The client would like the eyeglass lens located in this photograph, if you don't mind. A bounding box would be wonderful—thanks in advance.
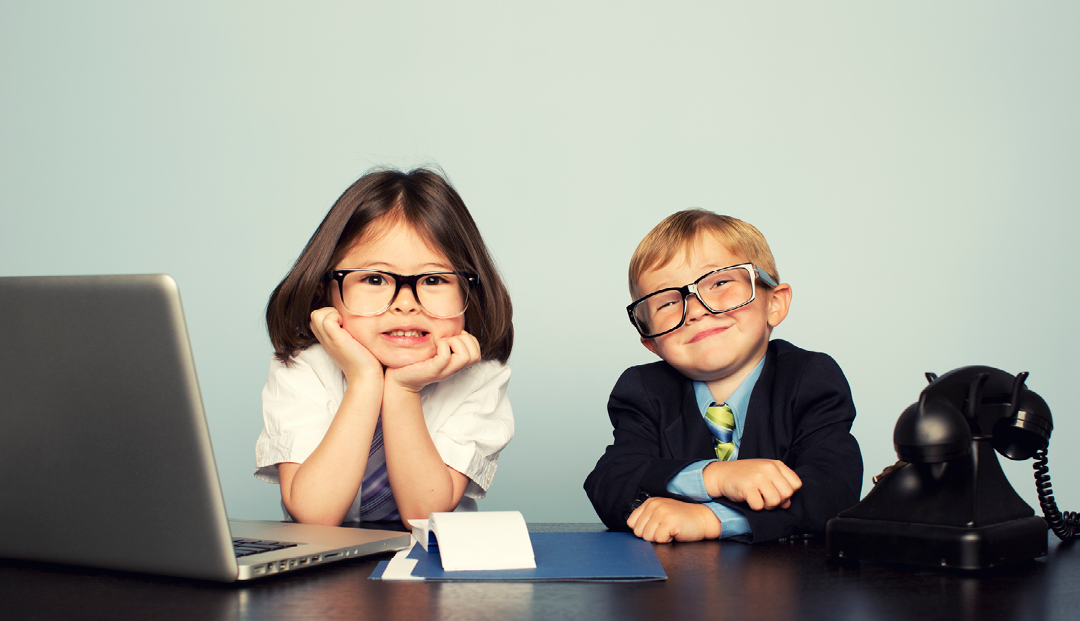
[633,267,754,336]
[340,272,469,318]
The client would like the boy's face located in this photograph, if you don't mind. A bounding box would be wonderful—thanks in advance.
[635,236,791,391]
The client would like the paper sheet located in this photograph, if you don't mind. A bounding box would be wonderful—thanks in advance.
[428,511,535,571]
[407,511,535,571]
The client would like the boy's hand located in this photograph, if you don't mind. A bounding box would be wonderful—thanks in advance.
[309,307,383,382]
[703,459,802,511]
[384,331,481,393]
[626,497,722,543]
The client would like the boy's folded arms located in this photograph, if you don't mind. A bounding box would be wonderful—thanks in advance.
[703,459,802,511]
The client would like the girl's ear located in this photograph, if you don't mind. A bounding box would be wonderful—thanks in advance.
[318,275,336,308]
[766,283,792,328]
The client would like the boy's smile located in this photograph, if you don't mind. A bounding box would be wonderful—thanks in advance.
[687,325,730,344]
[330,220,466,369]
[636,235,791,402]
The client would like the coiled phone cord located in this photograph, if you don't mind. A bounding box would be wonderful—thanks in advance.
[1033,448,1079,541]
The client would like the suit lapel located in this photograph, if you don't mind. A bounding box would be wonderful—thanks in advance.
[740,342,777,460]
[661,367,719,460]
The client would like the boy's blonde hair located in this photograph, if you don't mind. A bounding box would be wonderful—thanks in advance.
[629,209,779,298]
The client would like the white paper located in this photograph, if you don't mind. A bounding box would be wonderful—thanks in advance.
[429,511,536,571]
[380,545,423,581]
[408,518,436,551]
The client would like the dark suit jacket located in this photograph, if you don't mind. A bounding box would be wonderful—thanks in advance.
[584,339,862,543]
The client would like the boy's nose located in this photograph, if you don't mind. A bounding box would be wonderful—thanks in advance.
[684,293,709,323]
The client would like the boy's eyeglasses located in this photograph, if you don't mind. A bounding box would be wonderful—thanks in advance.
[626,263,778,339]
[326,269,479,319]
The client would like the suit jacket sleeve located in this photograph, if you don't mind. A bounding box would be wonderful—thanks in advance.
[720,343,862,542]
[583,364,715,530]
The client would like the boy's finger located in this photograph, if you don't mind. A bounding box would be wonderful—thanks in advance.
[653,525,674,544]
[632,513,648,539]
[745,490,765,511]
[769,483,793,506]
[778,463,802,489]
[760,485,784,510]
[641,514,670,543]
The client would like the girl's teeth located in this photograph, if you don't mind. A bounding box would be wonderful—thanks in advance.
[389,330,422,337]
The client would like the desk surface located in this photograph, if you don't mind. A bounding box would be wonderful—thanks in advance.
[2,524,1077,621]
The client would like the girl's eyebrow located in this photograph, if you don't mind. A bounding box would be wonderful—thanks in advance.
[350,261,453,272]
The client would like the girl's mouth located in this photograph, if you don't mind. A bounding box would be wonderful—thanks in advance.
[381,329,431,347]
[386,329,428,338]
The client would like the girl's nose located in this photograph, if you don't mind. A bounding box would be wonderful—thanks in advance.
[390,285,421,313]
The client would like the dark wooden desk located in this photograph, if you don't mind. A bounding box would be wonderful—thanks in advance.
[2,524,1077,621]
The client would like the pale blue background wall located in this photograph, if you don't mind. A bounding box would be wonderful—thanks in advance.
[2,2,1077,523]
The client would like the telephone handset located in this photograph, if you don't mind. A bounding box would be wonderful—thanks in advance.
[826,366,1077,569]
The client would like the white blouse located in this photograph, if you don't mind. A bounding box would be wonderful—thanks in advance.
[255,344,513,522]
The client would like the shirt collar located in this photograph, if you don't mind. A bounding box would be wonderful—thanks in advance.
[693,354,766,420]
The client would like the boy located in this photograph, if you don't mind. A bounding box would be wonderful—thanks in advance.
[584,210,861,543]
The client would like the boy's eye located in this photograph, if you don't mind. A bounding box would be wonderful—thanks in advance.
[708,278,732,290]
[652,297,680,314]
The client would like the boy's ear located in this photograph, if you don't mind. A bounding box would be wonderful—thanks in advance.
[640,337,661,357]
[766,283,793,328]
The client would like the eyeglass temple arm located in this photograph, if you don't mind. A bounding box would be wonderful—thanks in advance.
[754,265,779,288]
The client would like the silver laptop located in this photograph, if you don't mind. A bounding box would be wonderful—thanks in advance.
[0,274,411,581]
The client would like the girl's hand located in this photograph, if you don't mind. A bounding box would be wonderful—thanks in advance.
[309,307,383,382]
[385,331,481,393]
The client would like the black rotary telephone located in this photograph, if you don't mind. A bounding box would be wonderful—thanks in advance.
[826,366,1078,569]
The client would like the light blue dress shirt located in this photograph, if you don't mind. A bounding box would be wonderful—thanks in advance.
[665,356,766,539]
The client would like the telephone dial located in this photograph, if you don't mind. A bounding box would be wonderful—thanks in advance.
[826,365,1078,569]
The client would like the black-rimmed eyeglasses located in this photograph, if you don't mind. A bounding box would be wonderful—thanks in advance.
[626,263,778,338]
[327,269,479,318]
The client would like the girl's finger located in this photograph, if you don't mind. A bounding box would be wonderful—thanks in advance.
[446,332,481,365]
[459,331,481,361]
[434,336,454,362]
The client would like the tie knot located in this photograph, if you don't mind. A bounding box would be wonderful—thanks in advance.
[706,403,734,429]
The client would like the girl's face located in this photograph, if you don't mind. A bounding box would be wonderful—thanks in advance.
[330,220,466,369]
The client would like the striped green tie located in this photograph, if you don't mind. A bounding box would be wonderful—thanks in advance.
[705,403,736,461]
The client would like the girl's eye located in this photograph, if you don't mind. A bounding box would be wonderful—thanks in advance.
[422,275,449,286]
[359,274,387,286]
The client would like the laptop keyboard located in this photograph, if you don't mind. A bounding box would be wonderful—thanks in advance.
[232,538,299,558]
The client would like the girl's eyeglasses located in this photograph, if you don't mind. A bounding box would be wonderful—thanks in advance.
[326,269,479,318]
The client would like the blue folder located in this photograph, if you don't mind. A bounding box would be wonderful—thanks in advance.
[369,532,666,582]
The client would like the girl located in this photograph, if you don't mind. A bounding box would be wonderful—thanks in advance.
[255,168,514,527]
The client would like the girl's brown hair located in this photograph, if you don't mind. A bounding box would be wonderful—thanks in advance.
[266,168,513,364]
